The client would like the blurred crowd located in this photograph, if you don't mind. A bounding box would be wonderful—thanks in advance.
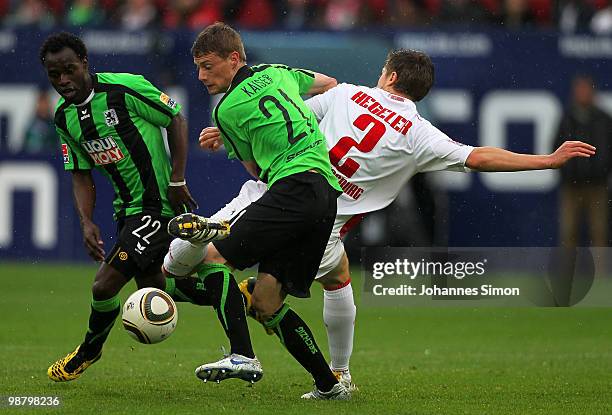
[0,0,611,33]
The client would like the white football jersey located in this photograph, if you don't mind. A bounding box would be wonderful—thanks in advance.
[306,83,474,215]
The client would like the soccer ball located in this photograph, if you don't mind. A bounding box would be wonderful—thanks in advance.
[122,288,178,344]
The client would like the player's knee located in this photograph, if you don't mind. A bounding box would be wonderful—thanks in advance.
[318,256,350,290]
[250,293,277,322]
[135,274,165,290]
[204,243,228,265]
[162,268,186,280]
[319,272,349,288]
[91,277,121,300]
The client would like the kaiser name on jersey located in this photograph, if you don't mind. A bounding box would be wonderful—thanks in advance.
[240,74,274,97]
[351,91,413,135]
[82,136,125,165]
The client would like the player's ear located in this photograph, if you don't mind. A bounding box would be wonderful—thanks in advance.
[82,56,89,71]
[229,51,241,66]
[388,71,399,86]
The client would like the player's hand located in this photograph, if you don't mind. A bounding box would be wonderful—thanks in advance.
[168,184,198,214]
[81,220,105,262]
[199,127,222,152]
[549,141,596,168]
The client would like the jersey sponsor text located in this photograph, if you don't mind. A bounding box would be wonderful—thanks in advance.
[286,139,323,162]
[81,136,125,165]
[332,168,364,200]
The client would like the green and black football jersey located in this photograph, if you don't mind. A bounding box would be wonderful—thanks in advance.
[214,64,341,191]
[55,72,181,219]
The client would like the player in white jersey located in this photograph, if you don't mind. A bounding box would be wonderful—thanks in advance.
[164,49,595,391]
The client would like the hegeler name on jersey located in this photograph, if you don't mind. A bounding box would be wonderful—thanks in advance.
[351,91,412,136]
[82,136,125,165]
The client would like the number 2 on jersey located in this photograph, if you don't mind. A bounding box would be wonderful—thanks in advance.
[328,114,386,178]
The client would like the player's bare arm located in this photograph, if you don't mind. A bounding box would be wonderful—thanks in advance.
[166,112,198,213]
[465,141,596,172]
[307,72,338,95]
[71,169,105,261]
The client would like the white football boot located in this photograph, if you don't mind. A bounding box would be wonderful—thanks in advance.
[332,369,358,392]
[301,382,351,400]
[195,353,263,384]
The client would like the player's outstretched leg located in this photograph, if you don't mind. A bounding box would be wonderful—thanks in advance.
[238,277,274,335]
[317,252,357,391]
[323,282,357,392]
[48,262,135,382]
[262,304,350,400]
[167,213,230,244]
[189,264,263,384]
[48,296,119,382]
[239,276,355,395]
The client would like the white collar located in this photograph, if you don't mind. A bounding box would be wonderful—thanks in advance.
[75,88,95,107]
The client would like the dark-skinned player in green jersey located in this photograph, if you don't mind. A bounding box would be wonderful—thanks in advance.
[166,23,351,400]
[42,32,256,382]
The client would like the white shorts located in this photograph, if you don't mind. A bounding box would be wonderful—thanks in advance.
[210,180,354,279]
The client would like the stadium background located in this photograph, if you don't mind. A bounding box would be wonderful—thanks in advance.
[1,1,611,413]
[0,0,612,260]
[2,2,612,260]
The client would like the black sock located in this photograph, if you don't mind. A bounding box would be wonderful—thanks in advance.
[167,265,255,358]
[81,296,121,358]
[265,304,337,392]
[165,275,208,305]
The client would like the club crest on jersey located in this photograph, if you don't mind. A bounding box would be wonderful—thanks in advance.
[81,136,125,165]
[159,93,177,109]
[104,109,119,126]
[61,143,70,164]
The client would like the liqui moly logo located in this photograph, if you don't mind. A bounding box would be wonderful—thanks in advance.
[81,136,125,165]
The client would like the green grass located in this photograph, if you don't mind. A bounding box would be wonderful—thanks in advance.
[1,263,611,414]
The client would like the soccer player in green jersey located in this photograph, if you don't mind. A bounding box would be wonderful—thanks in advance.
[41,32,255,382]
[167,23,350,400]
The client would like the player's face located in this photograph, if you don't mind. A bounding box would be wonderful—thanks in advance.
[194,52,240,95]
[44,47,91,105]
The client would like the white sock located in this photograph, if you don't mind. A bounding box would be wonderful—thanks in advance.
[163,239,208,277]
[323,282,356,372]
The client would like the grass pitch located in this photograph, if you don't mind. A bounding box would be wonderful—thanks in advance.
[1,263,611,414]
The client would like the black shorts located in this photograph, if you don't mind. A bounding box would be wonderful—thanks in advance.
[214,171,340,298]
[105,213,172,278]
